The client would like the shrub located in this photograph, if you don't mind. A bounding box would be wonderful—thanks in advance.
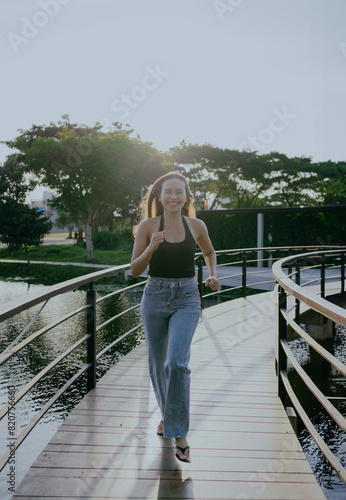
[92,231,119,250]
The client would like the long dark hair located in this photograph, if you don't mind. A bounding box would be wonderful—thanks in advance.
[142,172,196,219]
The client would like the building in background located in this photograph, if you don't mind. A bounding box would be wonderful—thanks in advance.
[30,192,64,233]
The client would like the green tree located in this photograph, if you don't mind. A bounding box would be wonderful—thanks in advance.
[54,209,74,238]
[261,152,319,207]
[3,116,167,260]
[0,156,52,264]
[170,142,272,208]
[171,144,346,209]
[0,203,52,264]
[312,160,346,205]
[0,154,35,201]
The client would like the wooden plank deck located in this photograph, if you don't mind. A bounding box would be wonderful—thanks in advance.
[13,291,326,499]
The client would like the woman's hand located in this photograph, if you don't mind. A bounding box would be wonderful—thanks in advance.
[130,222,164,278]
[148,230,165,253]
[205,276,219,291]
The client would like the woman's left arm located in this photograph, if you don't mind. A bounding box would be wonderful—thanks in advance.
[195,219,220,291]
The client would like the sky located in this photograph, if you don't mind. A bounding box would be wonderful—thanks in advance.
[1,0,346,201]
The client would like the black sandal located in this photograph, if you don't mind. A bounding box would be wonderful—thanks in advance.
[174,439,191,463]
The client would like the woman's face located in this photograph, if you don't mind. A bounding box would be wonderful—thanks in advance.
[159,178,187,213]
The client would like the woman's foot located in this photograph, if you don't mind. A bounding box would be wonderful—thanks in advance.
[174,437,191,463]
[157,420,164,436]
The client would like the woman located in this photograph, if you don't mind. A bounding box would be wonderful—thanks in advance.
[130,172,219,463]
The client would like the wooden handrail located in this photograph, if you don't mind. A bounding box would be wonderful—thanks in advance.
[272,249,346,328]
[274,248,346,484]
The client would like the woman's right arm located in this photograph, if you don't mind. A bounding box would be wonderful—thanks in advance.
[130,220,165,277]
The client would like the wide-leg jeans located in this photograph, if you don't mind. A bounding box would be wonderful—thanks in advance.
[141,276,201,438]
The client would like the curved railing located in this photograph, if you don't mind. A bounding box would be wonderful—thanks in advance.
[0,244,343,473]
[272,249,346,482]
[197,244,344,303]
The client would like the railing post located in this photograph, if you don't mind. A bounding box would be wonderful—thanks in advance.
[341,252,345,295]
[197,255,204,309]
[87,283,97,392]
[295,260,300,324]
[278,286,287,408]
[321,253,326,299]
[257,212,264,266]
[242,251,247,298]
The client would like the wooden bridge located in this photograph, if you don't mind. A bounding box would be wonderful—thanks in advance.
[12,291,326,499]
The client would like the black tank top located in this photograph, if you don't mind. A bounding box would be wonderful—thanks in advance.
[149,216,196,278]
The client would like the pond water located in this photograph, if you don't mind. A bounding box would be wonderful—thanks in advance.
[0,278,345,498]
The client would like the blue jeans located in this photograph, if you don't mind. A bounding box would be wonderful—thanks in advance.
[141,276,201,438]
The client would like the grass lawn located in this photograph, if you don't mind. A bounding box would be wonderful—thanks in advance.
[0,244,132,266]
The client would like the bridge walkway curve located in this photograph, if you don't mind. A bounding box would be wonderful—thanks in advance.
[12,291,325,499]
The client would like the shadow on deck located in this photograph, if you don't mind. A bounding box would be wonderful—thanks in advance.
[12,292,325,499]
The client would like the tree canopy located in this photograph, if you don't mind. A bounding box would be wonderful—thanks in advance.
[170,142,346,209]
[4,116,168,260]
[2,117,345,260]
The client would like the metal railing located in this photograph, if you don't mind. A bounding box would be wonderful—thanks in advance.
[272,249,346,483]
[0,244,343,472]
[0,264,146,471]
[197,245,343,305]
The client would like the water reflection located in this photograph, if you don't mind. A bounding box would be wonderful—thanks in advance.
[288,323,346,498]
